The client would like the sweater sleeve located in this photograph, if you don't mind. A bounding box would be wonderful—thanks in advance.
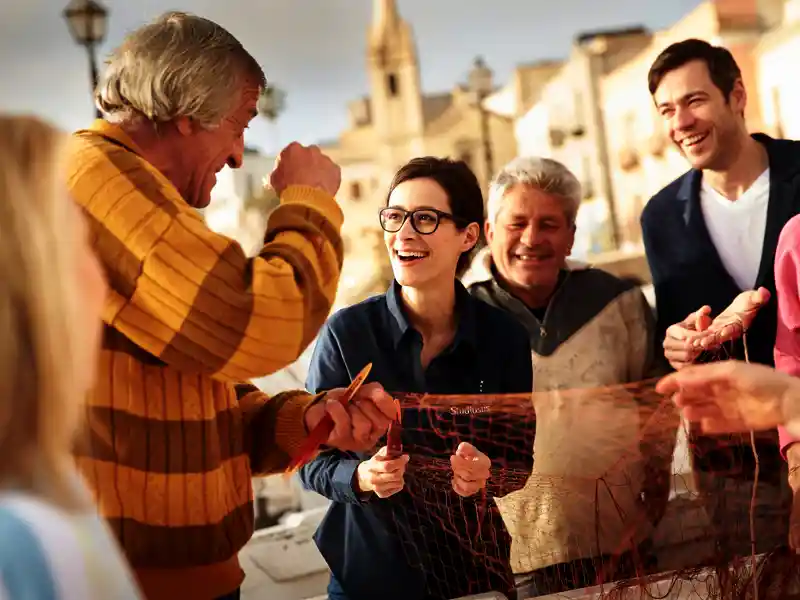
[297,321,373,504]
[67,131,344,385]
[774,217,800,458]
[236,383,325,475]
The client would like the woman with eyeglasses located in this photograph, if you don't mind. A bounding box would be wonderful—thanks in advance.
[298,157,535,600]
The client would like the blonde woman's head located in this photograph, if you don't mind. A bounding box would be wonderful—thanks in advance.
[95,11,265,209]
[0,115,107,507]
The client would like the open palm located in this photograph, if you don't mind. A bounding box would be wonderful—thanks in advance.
[693,287,771,350]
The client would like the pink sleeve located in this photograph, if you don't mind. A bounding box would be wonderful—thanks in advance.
[774,216,800,459]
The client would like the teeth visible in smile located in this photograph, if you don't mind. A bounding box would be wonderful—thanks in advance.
[397,251,426,258]
[682,133,708,146]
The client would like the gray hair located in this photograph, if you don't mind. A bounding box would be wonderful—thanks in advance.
[487,157,582,225]
[96,12,266,128]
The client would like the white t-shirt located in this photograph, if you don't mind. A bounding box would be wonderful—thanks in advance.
[700,169,770,291]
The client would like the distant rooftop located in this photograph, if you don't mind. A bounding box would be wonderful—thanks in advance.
[575,25,648,43]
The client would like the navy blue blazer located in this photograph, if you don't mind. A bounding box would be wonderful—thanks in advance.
[641,133,800,481]
[298,280,535,600]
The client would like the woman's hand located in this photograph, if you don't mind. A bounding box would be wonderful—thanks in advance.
[450,442,491,497]
[355,446,409,498]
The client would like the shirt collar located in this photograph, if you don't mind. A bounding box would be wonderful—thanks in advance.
[74,119,146,157]
[385,279,478,350]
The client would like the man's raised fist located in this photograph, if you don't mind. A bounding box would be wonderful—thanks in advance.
[269,142,341,198]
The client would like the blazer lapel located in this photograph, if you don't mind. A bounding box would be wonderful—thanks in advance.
[679,170,740,290]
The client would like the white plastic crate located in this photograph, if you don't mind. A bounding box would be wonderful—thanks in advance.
[242,508,329,582]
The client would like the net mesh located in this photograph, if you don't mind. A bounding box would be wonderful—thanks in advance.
[357,330,800,600]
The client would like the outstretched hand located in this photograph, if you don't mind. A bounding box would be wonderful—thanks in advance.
[691,287,771,350]
[661,288,770,371]
[656,360,793,434]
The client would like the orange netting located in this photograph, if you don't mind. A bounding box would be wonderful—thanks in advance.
[356,331,800,600]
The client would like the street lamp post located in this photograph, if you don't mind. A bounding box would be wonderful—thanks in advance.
[468,56,495,183]
[252,84,287,223]
[257,84,287,122]
[63,0,108,119]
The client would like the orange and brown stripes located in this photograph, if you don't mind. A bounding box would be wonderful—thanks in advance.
[238,384,319,475]
[75,406,245,473]
[260,241,334,353]
[67,121,343,577]
[110,505,253,570]
[90,350,228,420]
[78,455,253,527]
[70,122,345,382]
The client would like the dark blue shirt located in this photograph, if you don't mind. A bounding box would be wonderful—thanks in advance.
[299,280,535,600]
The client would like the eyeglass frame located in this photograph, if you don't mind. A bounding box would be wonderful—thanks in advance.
[378,206,470,235]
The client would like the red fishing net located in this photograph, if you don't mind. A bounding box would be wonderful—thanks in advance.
[361,331,800,600]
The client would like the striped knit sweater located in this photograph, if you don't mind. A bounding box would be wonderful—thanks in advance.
[65,120,344,600]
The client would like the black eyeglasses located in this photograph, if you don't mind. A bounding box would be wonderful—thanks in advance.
[379,207,466,235]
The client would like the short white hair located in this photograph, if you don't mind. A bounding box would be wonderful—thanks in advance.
[487,157,582,225]
[96,11,266,128]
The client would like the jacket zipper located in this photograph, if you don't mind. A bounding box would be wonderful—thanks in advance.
[536,270,573,342]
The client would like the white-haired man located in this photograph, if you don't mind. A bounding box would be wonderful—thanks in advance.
[462,157,676,595]
[66,12,395,600]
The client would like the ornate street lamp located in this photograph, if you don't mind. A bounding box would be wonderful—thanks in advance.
[468,56,495,182]
[63,0,108,119]
[257,84,287,122]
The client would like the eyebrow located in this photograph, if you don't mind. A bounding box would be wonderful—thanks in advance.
[386,204,441,211]
[656,90,708,110]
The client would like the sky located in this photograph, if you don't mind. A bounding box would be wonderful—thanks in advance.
[0,0,703,155]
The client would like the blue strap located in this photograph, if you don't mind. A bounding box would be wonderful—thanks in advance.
[0,505,59,600]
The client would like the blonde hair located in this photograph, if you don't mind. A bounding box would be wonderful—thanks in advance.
[0,115,86,509]
[96,11,266,127]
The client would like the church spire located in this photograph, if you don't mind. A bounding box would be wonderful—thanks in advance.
[372,0,401,37]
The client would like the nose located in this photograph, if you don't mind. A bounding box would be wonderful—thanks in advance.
[520,223,538,246]
[672,105,695,132]
[227,135,245,169]
[397,214,418,239]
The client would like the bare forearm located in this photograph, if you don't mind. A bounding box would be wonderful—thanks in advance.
[787,444,800,492]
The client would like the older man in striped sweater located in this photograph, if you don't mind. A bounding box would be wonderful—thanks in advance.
[66,11,395,600]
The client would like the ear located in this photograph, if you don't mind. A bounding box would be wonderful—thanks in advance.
[174,116,194,137]
[567,224,576,256]
[483,219,493,244]
[729,79,747,117]
[462,222,481,253]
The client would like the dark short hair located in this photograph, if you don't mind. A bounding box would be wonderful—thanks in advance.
[386,156,484,275]
[647,38,742,100]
